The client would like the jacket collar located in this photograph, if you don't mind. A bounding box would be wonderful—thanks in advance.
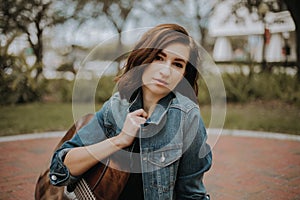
[128,89,175,125]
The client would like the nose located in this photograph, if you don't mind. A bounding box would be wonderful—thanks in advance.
[159,61,171,77]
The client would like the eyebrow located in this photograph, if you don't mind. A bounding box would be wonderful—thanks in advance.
[159,51,188,64]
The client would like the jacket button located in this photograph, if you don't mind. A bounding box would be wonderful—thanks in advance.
[51,175,57,181]
[160,153,166,163]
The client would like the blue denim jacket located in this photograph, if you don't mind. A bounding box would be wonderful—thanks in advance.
[49,91,212,200]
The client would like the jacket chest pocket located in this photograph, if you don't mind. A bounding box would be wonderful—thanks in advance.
[148,144,182,168]
[146,144,182,194]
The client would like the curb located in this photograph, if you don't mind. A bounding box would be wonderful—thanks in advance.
[208,129,300,142]
[0,131,65,142]
[0,129,300,143]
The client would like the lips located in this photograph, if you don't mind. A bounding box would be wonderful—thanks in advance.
[153,78,169,86]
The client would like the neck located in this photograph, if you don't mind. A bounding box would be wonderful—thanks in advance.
[142,87,160,117]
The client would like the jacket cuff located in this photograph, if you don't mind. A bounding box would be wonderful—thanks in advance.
[49,148,80,186]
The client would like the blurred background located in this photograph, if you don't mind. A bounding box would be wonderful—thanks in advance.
[1,0,299,136]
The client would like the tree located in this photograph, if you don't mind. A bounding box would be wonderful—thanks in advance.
[52,0,139,75]
[97,0,136,64]
[0,0,72,103]
[283,0,300,79]
[0,0,70,80]
[1,0,150,104]
[0,1,149,103]
[190,0,218,50]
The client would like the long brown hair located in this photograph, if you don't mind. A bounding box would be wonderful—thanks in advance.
[115,24,200,102]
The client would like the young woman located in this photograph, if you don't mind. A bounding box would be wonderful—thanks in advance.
[50,23,212,200]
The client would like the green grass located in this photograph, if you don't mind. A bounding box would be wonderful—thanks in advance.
[0,101,299,136]
[201,100,300,135]
[0,103,74,136]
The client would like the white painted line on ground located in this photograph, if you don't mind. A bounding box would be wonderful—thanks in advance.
[0,131,65,142]
[0,129,299,143]
[208,129,300,141]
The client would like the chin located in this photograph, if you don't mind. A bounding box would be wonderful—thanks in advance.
[152,88,171,96]
[143,83,173,97]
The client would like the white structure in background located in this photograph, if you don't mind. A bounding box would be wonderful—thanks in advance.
[209,1,296,63]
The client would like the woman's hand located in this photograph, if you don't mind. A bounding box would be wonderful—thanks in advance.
[116,109,148,147]
[64,109,147,176]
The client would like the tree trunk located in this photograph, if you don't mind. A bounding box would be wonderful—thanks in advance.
[34,21,44,81]
[284,0,300,80]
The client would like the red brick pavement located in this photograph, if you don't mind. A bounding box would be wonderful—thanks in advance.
[0,134,300,200]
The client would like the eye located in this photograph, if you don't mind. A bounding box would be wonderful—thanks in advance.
[174,62,184,68]
[154,55,164,61]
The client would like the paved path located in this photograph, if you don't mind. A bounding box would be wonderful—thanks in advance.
[0,131,300,200]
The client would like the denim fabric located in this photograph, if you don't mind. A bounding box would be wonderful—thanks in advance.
[49,91,212,200]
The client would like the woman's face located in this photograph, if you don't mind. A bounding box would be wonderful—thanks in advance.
[142,42,190,99]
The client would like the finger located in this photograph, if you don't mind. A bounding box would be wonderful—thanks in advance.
[128,115,146,126]
[135,116,147,124]
[140,111,148,119]
[132,109,148,118]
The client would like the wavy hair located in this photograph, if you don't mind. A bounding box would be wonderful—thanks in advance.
[115,24,200,103]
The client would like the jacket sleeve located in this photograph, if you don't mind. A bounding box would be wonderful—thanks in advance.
[175,107,212,200]
[49,101,109,186]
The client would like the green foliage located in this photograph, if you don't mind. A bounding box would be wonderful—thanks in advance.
[43,76,116,103]
[0,0,76,105]
[44,79,74,102]
[222,72,254,102]
[96,76,116,103]
[0,0,72,82]
[0,55,46,104]
[197,70,300,105]
[2,61,299,106]
[197,78,211,104]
